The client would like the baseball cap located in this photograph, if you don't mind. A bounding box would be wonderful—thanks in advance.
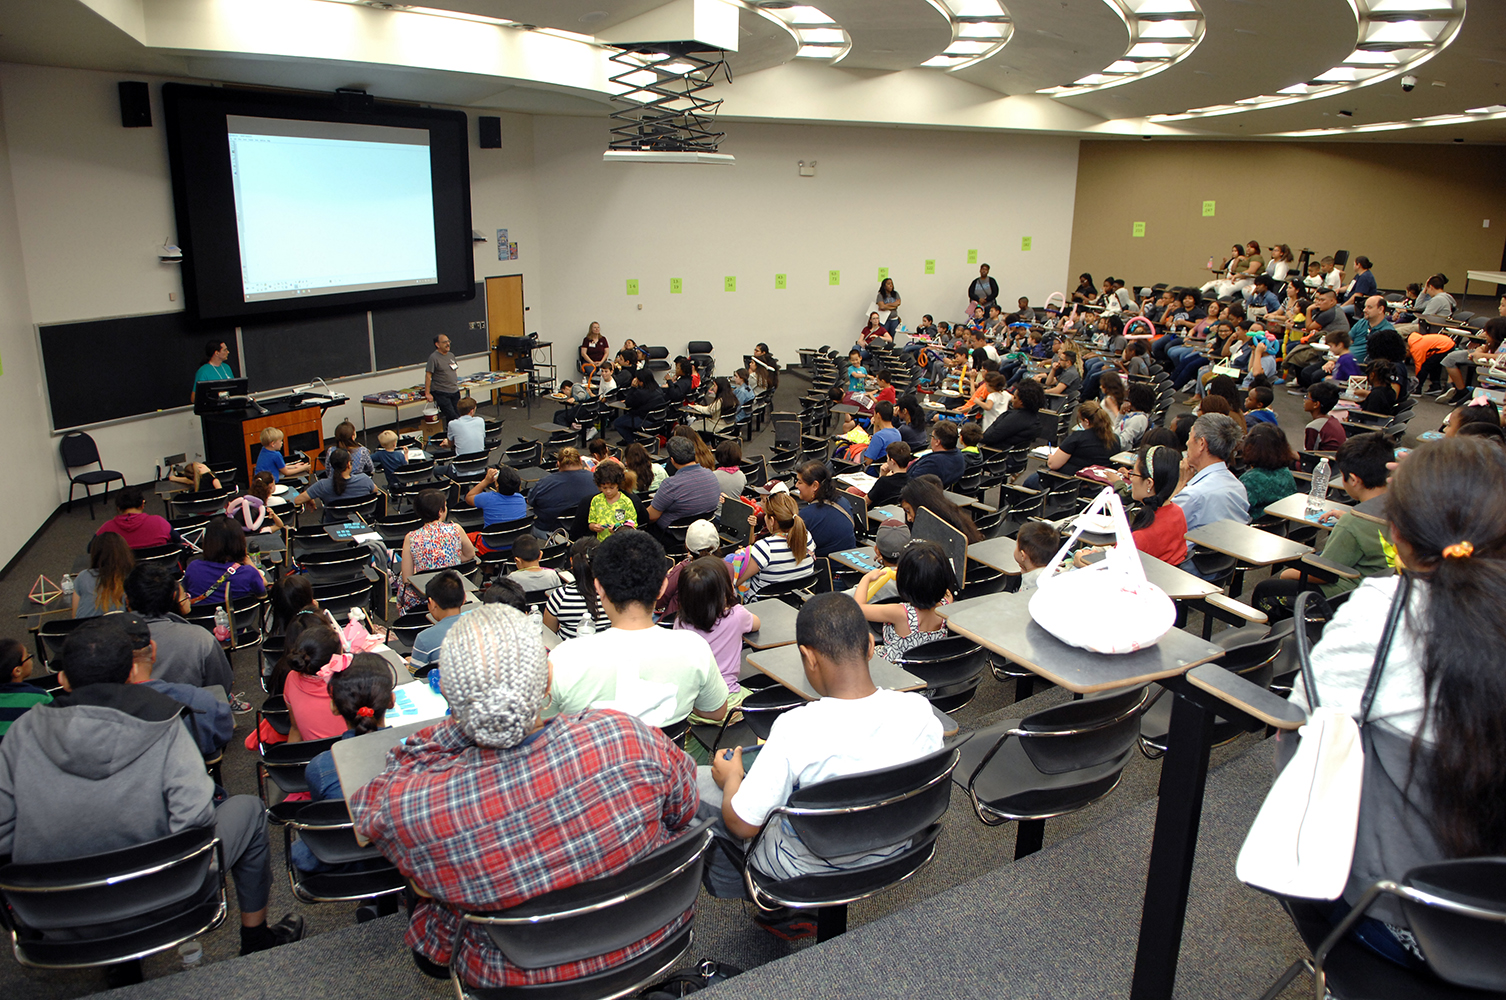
[875,521,912,562]
[684,519,721,553]
[101,611,153,651]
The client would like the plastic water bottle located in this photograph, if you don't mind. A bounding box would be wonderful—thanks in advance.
[60,574,73,599]
[576,614,597,637]
[213,606,231,643]
[178,940,202,970]
[1306,458,1331,519]
[427,667,441,695]
[528,607,544,633]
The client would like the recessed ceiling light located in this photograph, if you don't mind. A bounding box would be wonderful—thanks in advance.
[579,10,608,23]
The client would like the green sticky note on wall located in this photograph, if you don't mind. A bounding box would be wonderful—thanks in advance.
[966,249,978,264]
[1132,221,1146,238]
[1021,236,1032,252]
[924,259,935,275]
[626,279,639,296]
[878,267,889,281]
[1202,200,1216,217]
[829,270,840,286]
[724,276,737,292]
[775,273,787,289]
[670,277,682,294]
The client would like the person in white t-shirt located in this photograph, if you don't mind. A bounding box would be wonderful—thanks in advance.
[700,593,943,925]
[546,529,729,727]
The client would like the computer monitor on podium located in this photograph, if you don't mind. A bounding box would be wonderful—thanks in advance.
[193,378,252,415]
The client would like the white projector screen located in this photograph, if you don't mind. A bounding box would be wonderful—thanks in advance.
[227,116,439,303]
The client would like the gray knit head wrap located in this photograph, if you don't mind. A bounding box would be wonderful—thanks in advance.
[438,604,548,749]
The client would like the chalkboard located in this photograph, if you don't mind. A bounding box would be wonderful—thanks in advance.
[39,311,238,431]
[241,312,371,393]
[371,281,486,371]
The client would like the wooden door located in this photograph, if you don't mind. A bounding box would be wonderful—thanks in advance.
[485,274,526,400]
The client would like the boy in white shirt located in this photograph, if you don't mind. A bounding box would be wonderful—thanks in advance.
[547,529,729,727]
[702,593,943,929]
[1013,521,1059,593]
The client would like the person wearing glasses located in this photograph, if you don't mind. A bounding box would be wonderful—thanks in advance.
[0,640,53,741]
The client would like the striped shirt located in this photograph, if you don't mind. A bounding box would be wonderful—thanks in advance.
[745,535,816,599]
[545,585,612,638]
[0,683,53,740]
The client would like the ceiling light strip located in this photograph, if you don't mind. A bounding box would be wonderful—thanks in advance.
[1147,0,1465,123]
[1035,0,1204,97]
[746,4,853,63]
[1268,102,1506,137]
[922,0,1015,71]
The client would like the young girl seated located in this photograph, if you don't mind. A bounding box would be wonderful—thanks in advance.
[226,472,286,534]
[277,623,350,742]
[290,654,394,872]
[855,540,956,662]
[673,557,760,706]
[1357,359,1400,416]
[1239,423,1298,520]
[168,461,220,492]
[543,537,612,638]
[734,493,815,598]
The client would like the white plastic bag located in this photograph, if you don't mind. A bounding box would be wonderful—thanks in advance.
[1235,707,1364,899]
[1027,486,1175,654]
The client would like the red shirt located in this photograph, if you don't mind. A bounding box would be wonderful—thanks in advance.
[1305,415,1345,452]
[351,711,698,988]
[1134,502,1188,566]
[96,511,173,549]
[859,324,890,346]
[581,336,609,364]
[874,386,897,404]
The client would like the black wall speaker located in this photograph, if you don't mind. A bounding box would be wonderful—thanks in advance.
[118,81,152,128]
[479,116,502,149]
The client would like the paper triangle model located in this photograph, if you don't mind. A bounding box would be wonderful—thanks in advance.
[28,575,61,604]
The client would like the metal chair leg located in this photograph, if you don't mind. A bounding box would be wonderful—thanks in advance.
[815,904,848,942]
[1256,958,1309,1000]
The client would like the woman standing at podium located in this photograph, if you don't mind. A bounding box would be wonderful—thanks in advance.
[190,339,235,403]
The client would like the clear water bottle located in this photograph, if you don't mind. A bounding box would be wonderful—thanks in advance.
[1306,458,1331,519]
[178,940,202,970]
[576,613,597,637]
[528,607,544,633]
[60,574,73,598]
[212,606,231,643]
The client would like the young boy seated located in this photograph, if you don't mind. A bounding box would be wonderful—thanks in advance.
[253,426,309,483]
[0,639,52,741]
[843,522,908,603]
[505,535,565,593]
[1244,384,1279,427]
[845,351,868,393]
[1013,521,1058,592]
[1303,381,1346,452]
[409,570,469,676]
[958,421,984,472]
[700,593,943,933]
[371,429,407,485]
[0,619,303,959]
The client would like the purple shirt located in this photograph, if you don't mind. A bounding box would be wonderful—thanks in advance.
[650,463,721,524]
[674,604,756,692]
[1333,353,1361,380]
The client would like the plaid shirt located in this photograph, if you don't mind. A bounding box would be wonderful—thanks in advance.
[350,710,698,987]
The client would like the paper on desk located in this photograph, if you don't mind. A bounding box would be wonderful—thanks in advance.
[1030,446,1053,459]
[837,473,878,494]
[404,448,428,461]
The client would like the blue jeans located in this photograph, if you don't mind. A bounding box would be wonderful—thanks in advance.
[1171,353,1206,389]
[613,413,647,445]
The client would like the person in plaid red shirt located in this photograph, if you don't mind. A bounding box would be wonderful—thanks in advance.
[349,604,699,988]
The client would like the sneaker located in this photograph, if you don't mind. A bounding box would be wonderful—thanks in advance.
[228,691,253,714]
[753,906,817,941]
[1437,387,1462,404]
[269,914,306,948]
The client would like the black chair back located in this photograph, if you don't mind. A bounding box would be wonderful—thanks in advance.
[782,747,958,859]
[740,684,805,740]
[373,513,422,546]
[283,799,405,905]
[0,825,224,970]
[296,545,372,584]
[1018,685,1150,775]
[321,492,381,521]
[1396,858,1506,991]
[464,818,713,970]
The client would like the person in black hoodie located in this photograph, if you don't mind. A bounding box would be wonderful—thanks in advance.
[982,377,1045,451]
[664,358,696,404]
[613,368,667,445]
[0,619,304,970]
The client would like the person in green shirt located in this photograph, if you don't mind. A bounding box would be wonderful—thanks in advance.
[190,339,235,402]
[1252,433,1394,619]
[587,461,637,541]
[1237,423,1298,521]
[0,640,53,740]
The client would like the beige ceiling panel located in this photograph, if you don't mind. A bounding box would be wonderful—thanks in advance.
[813,0,953,71]
[953,0,1128,96]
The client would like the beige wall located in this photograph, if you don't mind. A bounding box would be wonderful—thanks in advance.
[1067,141,1506,300]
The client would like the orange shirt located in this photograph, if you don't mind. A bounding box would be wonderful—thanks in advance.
[1408,332,1455,370]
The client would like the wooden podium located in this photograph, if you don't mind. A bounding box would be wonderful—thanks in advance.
[201,399,328,481]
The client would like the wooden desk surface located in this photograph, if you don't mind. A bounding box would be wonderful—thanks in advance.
[1185,520,1312,567]
[1264,492,1346,527]
[742,599,801,649]
[966,537,1021,575]
[938,591,1225,694]
[746,644,925,700]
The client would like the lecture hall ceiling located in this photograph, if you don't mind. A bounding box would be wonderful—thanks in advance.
[0,0,1501,141]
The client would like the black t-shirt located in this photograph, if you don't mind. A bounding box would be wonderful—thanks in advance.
[982,408,1039,450]
[1057,429,1114,475]
[1362,382,1398,416]
[867,473,907,509]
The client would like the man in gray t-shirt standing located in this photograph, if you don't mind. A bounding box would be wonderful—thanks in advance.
[424,333,461,425]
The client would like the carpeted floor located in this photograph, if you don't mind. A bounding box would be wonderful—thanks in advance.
[0,363,1450,999]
